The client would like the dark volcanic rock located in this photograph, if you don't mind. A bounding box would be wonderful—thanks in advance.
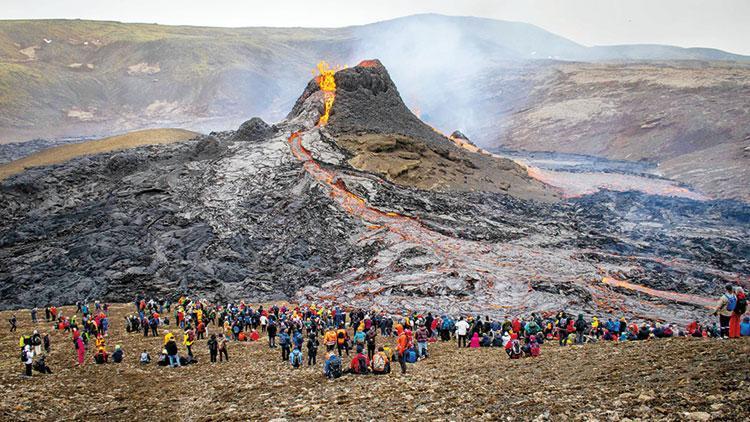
[327,59,457,154]
[450,130,476,146]
[0,132,373,309]
[232,117,274,142]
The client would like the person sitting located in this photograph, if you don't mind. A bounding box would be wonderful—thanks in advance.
[33,354,53,374]
[479,334,491,347]
[323,352,342,379]
[740,317,750,337]
[469,332,480,348]
[349,345,369,375]
[157,349,169,367]
[112,345,124,363]
[250,329,260,341]
[93,347,108,364]
[140,350,151,364]
[371,346,390,375]
[528,336,541,357]
[506,338,523,359]
[491,333,503,347]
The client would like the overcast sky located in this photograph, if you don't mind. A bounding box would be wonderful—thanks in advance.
[3,0,749,55]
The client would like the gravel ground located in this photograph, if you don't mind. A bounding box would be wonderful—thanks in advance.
[1,304,748,421]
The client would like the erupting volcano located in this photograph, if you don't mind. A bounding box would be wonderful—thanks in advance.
[0,59,748,325]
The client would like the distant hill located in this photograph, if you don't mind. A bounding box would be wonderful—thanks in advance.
[0,128,197,180]
[1,14,748,143]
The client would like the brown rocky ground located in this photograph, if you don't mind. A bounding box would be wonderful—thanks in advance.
[488,62,750,202]
[1,304,748,421]
[335,132,556,200]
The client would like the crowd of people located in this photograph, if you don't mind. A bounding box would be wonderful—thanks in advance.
[9,283,749,378]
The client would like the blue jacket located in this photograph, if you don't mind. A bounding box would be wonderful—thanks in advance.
[289,349,303,365]
[293,332,304,348]
[279,332,291,346]
[741,319,750,336]
[324,355,341,376]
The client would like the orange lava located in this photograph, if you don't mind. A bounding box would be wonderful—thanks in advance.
[357,59,380,68]
[315,61,337,126]
[601,276,717,309]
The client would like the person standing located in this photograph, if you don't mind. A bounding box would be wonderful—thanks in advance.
[31,330,42,356]
[183,328,195,358]
[73,330,85,366]
[415,323,429,359]
[455,317,469,348]
[557,312,569,346]
[207,334,218,363]
[366,326,377,362]
[729,286,746,338]
[22,345,33,377]
[307,333,319,366]
[574,314,588,345]
[9,314,17,332]
[396,329,412,375]
[218,335,229,362]
[31,308,38,323]
[714,285,737,338]
[267,320,277,348]
[165,334,180,368]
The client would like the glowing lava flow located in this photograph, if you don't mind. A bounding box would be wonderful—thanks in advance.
[285,63,721,318]
[315,61,337,126]
[601,277,717,309]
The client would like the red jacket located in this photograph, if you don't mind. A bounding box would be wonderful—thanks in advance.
[350,354,370,373]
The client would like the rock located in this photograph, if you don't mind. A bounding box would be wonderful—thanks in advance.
[637,393,654,402]
[684,412,712,421]
[232,117,273,142]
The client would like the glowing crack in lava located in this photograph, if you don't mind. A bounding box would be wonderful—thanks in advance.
[315,61,337,126]
[601,277,717,309]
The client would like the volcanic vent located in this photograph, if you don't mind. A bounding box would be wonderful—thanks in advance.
[289,60,558,200]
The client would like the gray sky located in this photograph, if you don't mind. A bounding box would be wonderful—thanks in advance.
[3,0,749,55]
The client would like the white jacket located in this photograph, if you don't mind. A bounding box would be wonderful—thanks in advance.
[455,320,470,336]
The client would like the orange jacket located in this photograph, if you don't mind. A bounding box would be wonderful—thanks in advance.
[324,330,337,346]
[397,333,411,354]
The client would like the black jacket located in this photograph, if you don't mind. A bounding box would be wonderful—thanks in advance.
[165,340,178,355]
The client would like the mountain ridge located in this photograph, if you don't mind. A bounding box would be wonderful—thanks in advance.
[1,14,749,144]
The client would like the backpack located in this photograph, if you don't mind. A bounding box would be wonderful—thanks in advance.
[530,343,540,357]
[726,294,737,311]
[406,349,418,363]
[21,349,28,362]
[337,330,346,345]
[356,355,369,374]
[372,353,387,372]
[329,358,342,379]
[735,295,747,315]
